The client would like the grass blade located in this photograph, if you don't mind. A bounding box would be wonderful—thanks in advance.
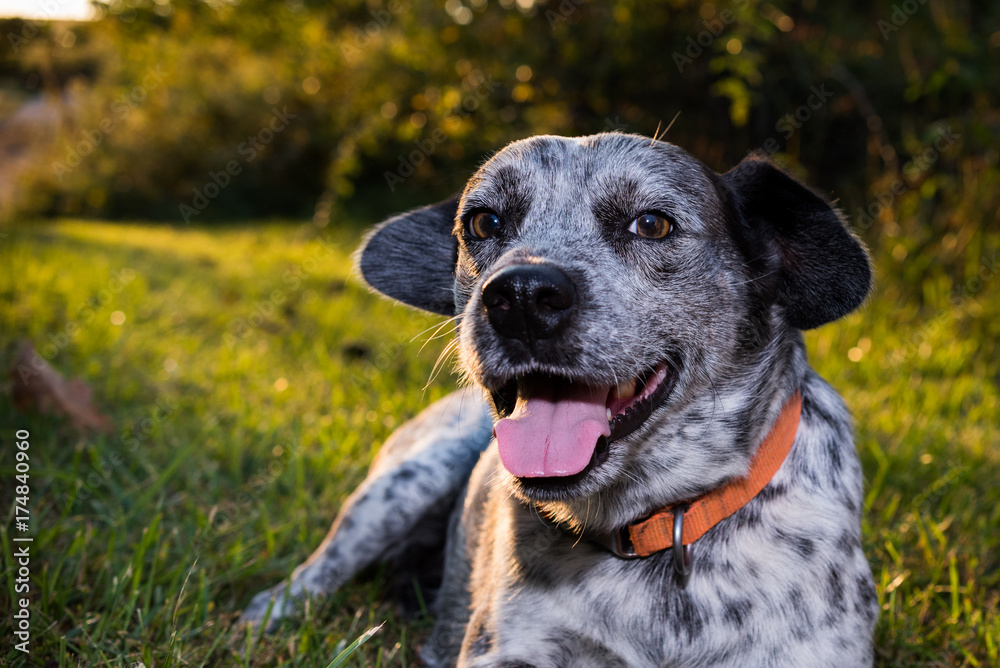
[325,623,385,668]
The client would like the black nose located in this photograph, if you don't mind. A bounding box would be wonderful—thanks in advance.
[481,264,577,343]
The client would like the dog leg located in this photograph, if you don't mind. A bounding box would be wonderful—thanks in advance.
[241,387,492,629]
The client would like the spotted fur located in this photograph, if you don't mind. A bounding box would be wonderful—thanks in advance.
[243,133,877,667]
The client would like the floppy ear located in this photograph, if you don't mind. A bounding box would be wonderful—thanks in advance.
[721,157,872,330]
[356,195,460,315]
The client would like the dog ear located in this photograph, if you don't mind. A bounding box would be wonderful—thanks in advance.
[720,157,872,330]
[356,196,460,315]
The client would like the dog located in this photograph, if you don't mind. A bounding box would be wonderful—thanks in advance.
[242,132,879,667]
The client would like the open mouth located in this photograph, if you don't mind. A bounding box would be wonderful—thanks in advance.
[489,361,677,490]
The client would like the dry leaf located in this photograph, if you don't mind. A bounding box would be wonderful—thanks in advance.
[9,340,114,432]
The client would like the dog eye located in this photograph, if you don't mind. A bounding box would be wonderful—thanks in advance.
[469,212,503,239]
[627,213,674,239]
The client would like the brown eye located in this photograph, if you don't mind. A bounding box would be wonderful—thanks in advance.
[628,213,674,239]
[469,212,503,239]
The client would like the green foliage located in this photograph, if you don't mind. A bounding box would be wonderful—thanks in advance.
[2,0,998,246]
[1,219,998,666]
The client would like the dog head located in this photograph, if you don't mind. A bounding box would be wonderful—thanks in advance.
[359,133,870,525]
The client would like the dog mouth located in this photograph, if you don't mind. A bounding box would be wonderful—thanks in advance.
[489,361,677,489]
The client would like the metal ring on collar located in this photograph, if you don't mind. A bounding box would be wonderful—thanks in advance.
[672,506,693,587]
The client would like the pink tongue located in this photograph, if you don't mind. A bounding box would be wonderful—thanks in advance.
[494,381,611,478]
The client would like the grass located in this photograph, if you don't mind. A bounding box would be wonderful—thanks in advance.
[0,219,997,667]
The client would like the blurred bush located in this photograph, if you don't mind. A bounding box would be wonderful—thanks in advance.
[0,0,997,287]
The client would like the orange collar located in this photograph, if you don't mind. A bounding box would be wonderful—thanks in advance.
[591,390,802,559]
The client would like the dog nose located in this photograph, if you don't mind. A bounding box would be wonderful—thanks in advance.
[481,264,576,342]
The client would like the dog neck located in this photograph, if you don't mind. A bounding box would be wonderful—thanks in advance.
[575,388,803,559]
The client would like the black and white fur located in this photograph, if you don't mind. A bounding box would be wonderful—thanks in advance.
[243,133,878,667]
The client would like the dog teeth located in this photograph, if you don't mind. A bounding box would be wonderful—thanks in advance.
[613,377,637,400]
[606,407,613,421]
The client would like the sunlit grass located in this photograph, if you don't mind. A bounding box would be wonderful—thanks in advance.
[1,219,997,666]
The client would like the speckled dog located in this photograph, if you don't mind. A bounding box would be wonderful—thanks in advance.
[243,133,878,667]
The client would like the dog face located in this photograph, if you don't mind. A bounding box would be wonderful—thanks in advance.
[359,133,869,520]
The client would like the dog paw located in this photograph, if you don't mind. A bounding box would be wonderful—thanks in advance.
[240,584,289,632]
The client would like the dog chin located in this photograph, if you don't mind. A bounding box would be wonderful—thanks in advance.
[505,461,614,503]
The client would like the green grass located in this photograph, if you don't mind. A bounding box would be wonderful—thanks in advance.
[0,219,997,667]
